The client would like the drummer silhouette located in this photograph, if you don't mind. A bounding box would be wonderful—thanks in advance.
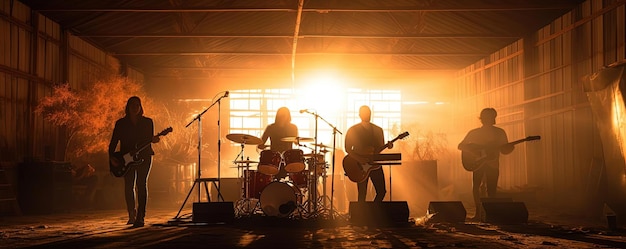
[257,107,299,180]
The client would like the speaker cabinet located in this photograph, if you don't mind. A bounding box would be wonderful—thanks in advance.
[477,197,513,219]
[349,201,409,226]
[18,161,72,214]
[481,201,528,224]
[192,202,235,223]
[427,201,466,223]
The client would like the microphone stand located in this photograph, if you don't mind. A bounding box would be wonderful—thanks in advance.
[317,115,342,219]
[301,110,342,219]
[173,92,227,220]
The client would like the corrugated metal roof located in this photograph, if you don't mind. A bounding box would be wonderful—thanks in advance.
[19,0,585,84]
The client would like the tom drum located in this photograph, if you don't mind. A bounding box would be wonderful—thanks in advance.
[283,149,305,173]
[258,150,282,175]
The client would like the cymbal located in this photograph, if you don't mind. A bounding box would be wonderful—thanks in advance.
[233,160,258,164]
[226,133,263,145]
[319,149,332,153]
[230,165,256,168]
[311,143,332,149]
[281,137,314,143]
[304,153,323,157]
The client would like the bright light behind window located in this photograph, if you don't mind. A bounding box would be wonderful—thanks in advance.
[229,71,401,158]
[298,73,345,115]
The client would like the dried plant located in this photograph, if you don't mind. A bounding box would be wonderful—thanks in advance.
[35,76,146,161]
[152,104,207,165]
[412,130,448,161]
[393,123,449,161]
[36,76,204,167]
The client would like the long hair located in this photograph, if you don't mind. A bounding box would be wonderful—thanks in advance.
[275,107,291,125]
[124,96,144,117]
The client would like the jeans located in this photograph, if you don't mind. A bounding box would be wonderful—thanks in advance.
[124,156,152,222]
[357,167,386,202]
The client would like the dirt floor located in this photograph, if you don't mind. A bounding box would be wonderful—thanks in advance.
[1,201,626,249]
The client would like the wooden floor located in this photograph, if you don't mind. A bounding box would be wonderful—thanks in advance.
[1,202,625,249]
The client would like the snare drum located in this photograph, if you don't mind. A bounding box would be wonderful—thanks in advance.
[259,181,301,217]
[283,149,305,173]
[245,169,272,199]
[258,150,281,175]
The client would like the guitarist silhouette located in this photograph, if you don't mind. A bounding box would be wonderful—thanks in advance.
[344,105,391,203]
[108,96,161,228]
[458,108,514,220]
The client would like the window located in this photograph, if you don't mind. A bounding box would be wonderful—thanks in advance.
[229,88,401,151]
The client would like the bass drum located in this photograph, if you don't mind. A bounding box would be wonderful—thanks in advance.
[259,182,301,217]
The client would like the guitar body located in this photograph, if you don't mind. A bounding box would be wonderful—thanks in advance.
[109,151,144,177]
[343,131,409,183]
[109,127,173,177]
[342,155,381,183]
[460,135,541,172]
[461,149,490,172]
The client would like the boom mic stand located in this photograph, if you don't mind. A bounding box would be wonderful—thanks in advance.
[327,124,341,219]
[316,114,342,219]
[173,91,228,220]
[301,110,342,219]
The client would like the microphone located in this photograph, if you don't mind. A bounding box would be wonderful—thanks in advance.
[299,109,310,114]
[224,91,229,98]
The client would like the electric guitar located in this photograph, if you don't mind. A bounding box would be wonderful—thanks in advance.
[461,135,541,172]
[109,127,173,177]
[343,131,409,183]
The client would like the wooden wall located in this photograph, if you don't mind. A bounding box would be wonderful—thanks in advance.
[452,0,626,211]
[0,0,143,162]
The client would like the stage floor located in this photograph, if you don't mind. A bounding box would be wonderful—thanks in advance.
[1,202,625,249]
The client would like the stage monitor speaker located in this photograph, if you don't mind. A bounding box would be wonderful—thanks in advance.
[349,201,409,226]
[482,201,528,224]
[478,197,513,219]
[480,197,513,203]
[192,202,235,223]
[427,201,466,223]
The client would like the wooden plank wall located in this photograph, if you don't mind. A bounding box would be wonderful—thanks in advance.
[450,41,528,200]
[452,0,626,207]
[0,1,139,163]
[1,1,39,162]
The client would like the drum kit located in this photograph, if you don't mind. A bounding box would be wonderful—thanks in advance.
[226,133,333,218]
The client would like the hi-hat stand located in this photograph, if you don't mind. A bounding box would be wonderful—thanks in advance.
[225,133,264,217]
[173,91,229,220]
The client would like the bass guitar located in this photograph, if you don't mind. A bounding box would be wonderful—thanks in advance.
[461,135,540,172]
[109,127,173,177]
[343,131,409,183]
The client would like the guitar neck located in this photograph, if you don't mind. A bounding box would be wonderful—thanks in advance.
[508,138,534,146]
[376,137,400,153]
[134,142,152,154]
[133,135,160,155]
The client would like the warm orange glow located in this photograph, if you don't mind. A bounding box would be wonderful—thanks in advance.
[611,86,626,161]
[296,70,347,115]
